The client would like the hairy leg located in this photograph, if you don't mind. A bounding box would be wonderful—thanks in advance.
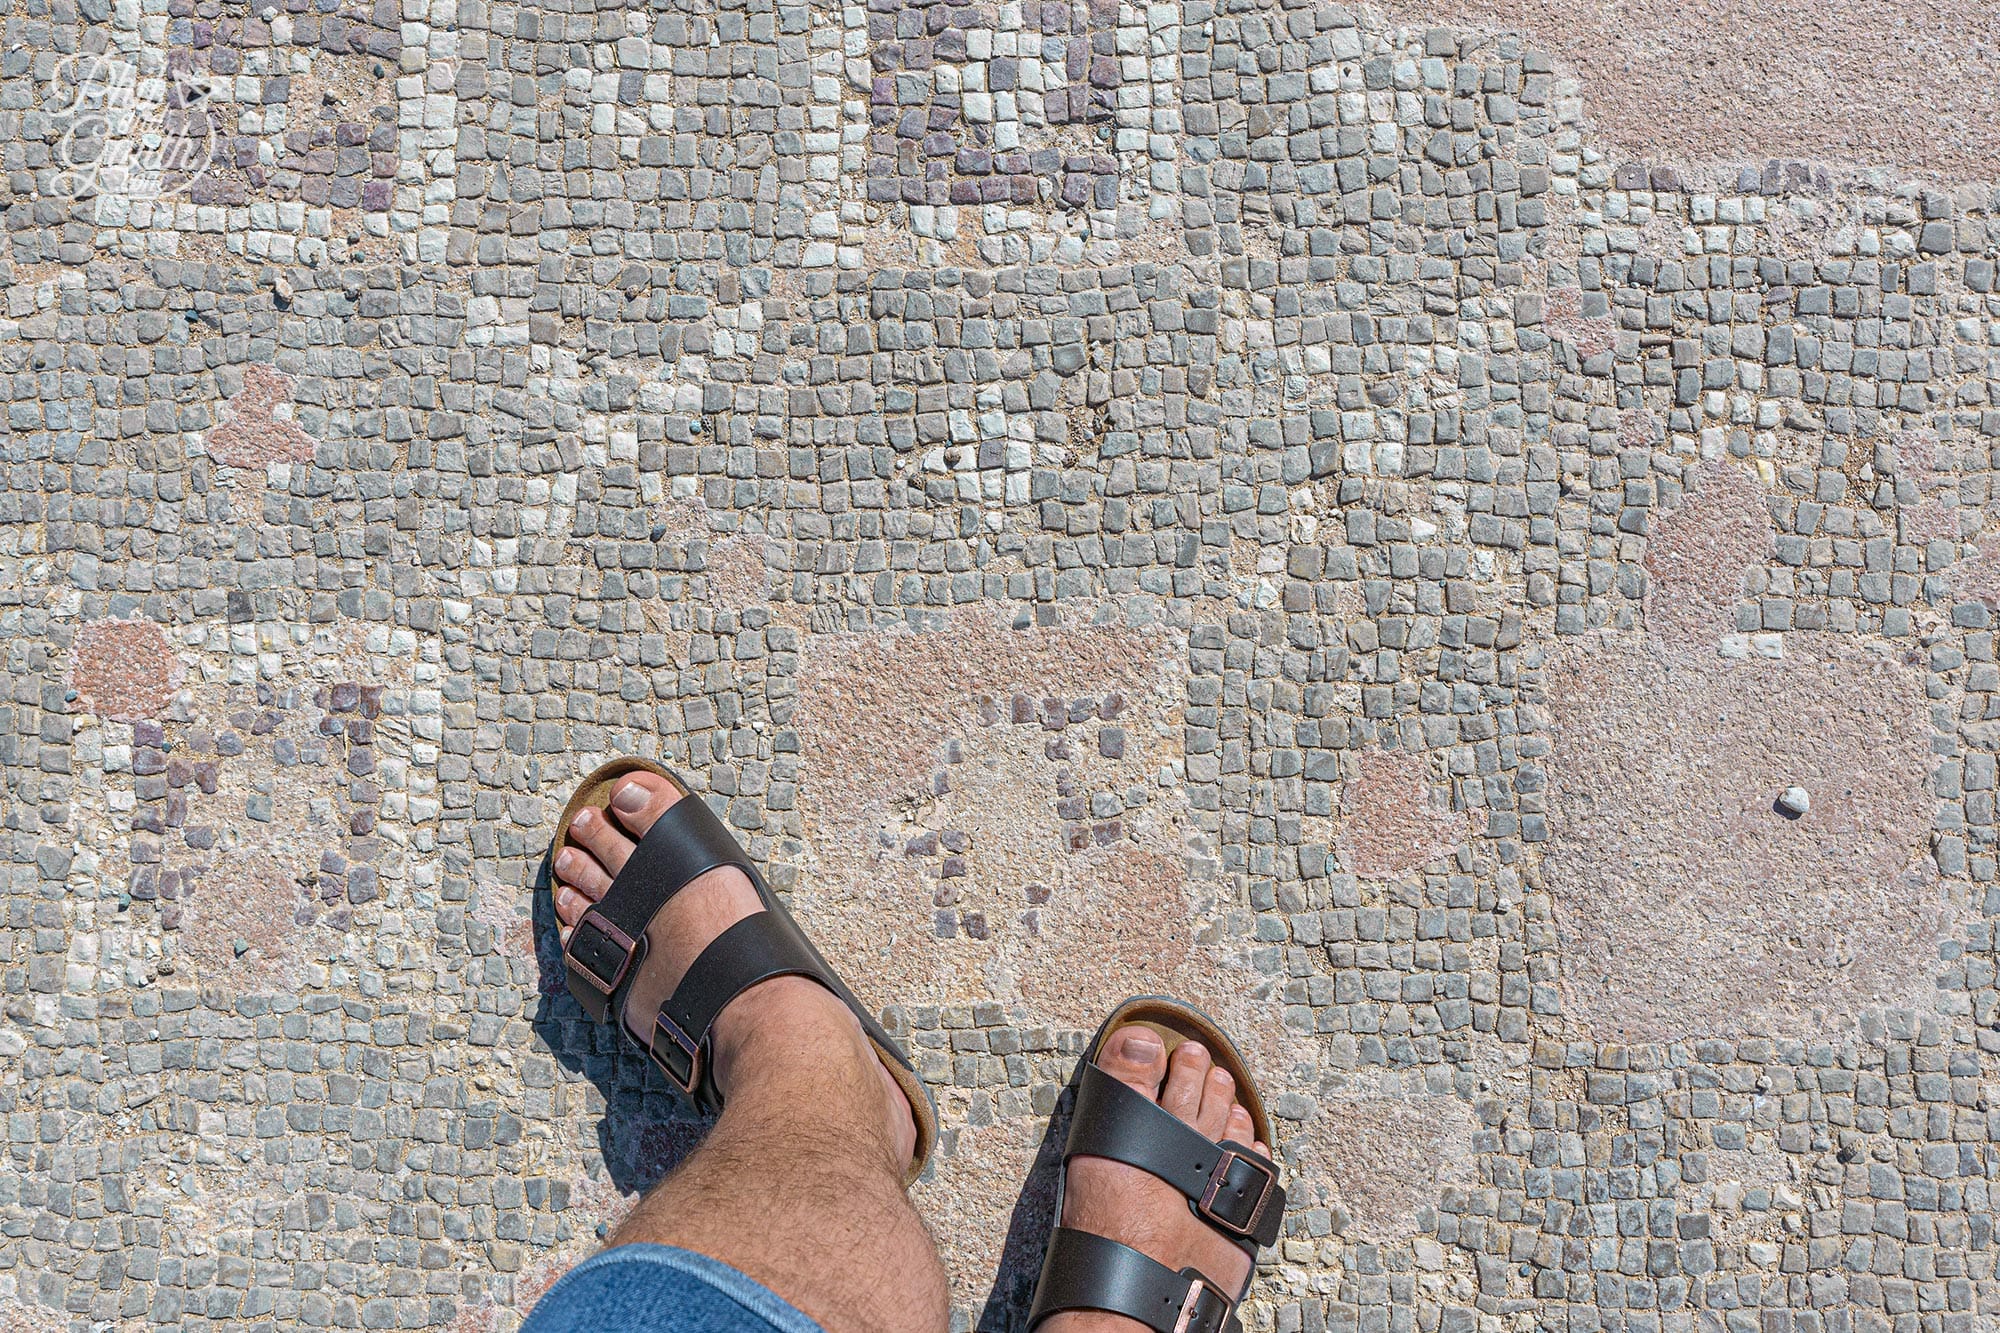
[551,775,948,1333]
[606,978,947,1333]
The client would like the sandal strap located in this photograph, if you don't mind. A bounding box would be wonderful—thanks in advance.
[645,911,830,1107]
[562,790,751,1022]
[1068,1063,1286,1250]
[1028,1227,1241,1333]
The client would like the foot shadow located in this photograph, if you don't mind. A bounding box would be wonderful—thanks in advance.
[972,1064,1080,1332]
[525,848,713,1203]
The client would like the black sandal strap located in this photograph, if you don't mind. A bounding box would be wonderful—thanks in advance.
[1068,1063,1286,1250]
[646,911,829,1105]
[1028,1228,1239,1333]
[562,790,752,1021]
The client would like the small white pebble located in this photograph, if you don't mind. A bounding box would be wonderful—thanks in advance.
[1778,786,1810,816]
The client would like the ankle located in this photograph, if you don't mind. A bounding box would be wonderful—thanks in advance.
[1037,1315,1147,1333]
[706,976,915,1172]
[708,977,887,1114]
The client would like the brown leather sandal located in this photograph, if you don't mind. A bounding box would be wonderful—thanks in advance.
[1028,996,1286,1333]
[550,756,938,1186]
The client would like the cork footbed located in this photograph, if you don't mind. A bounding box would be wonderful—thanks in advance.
[1085,995,1276,1152]
[549,755,939,1187]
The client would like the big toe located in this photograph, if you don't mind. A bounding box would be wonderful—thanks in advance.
[552,772,690,928]
[1094,1024,1169,1098]
[604,771,683,837]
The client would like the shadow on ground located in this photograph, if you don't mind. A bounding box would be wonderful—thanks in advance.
[973,1079,1075,1331]
[527,849,711,1200]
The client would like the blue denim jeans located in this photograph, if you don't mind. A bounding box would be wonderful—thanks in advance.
[519,1243,825,1333]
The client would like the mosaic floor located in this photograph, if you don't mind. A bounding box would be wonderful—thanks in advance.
[3,0,1998,1329]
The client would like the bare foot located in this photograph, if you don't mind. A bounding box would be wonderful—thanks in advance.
[1040,1028,1268,1332]
[550,771,917,1169]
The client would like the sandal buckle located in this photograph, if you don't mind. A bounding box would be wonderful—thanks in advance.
[1171,1272,1231,1333]
[1197,1143,1278,1240]
[566,909,638,999]
[650,1009,705,1095]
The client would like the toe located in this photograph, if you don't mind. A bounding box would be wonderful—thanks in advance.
[1160,1040,1211,1123]
[1195,1064,1236,1141]
[1224,1105,1255,1147]
[553,845,612,900]
[553,880,594,927]
[1095,1025,1169,1099]
[568,805,640,879]
[605,772,683,840]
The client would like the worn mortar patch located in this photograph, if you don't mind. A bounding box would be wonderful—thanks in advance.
[1335,748,1485,880]
[443,1295,501,1333]
[1541,632,1955,1043]
[1296,1094,1480,1244]
[205,364,318,472]
[789,614,1246,1027]
[1376,0,2000,182]
[0,1301,65,1333]
[1643,462,1772,651]
[700,534,770,608]
[912,1115,1060,1312]
[1543,285,1615,360]
[67,619,180,722]
[105,674,413,988]
[1952,542,2000,609]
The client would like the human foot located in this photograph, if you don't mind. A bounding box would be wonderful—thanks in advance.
[550,770,918,1168]
[1040,1027,1273,1332]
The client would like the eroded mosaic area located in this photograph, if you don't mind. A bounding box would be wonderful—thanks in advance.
[3,0,1999,1329]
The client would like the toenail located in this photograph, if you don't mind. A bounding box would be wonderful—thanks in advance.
[555,849,577,876]
[1179,1041,1207,1061]
[1118,1028,1162,1062]
[573,808,595,828]
[612,784,649,814]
